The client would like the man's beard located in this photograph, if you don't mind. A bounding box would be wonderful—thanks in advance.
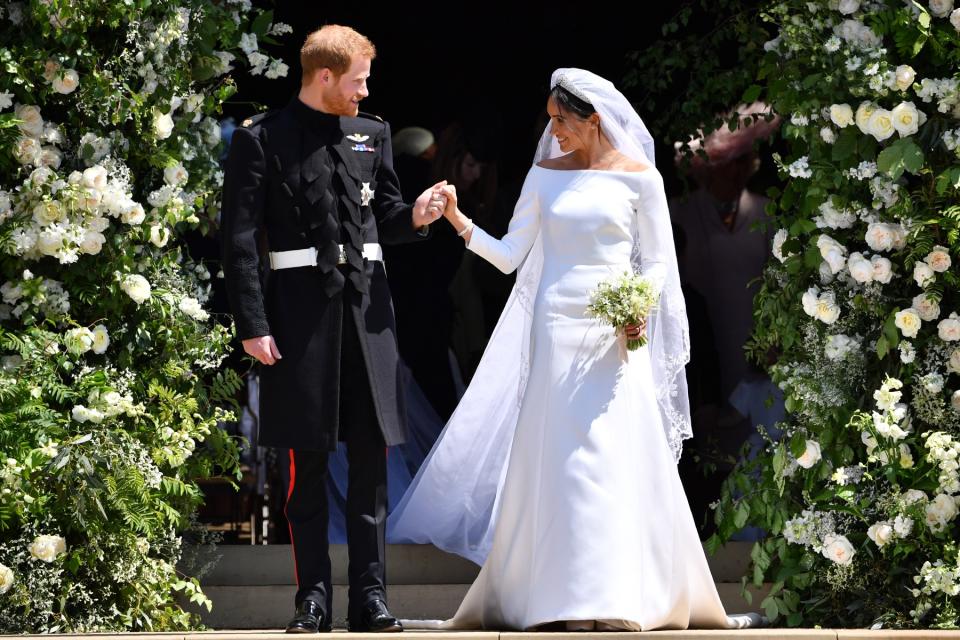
[325,89,359,116]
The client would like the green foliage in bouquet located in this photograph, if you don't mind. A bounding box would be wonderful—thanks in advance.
[586,270,660,349]
[0,0,289,632]
[631,0,960,629]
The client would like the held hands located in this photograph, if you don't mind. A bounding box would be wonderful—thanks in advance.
[412,181,449,228]
[242,335,282,366]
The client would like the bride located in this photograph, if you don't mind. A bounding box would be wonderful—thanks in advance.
[387,68,762,631]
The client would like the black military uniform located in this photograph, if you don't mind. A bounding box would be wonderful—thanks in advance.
[221,97,428,629]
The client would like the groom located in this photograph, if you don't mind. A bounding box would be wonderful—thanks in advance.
[221,25,445,633]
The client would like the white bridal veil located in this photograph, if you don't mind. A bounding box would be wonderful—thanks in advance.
[387,68,692,565]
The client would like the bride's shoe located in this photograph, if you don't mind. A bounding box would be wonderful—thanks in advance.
[565,620,596,631]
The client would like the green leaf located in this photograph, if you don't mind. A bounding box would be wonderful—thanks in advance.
[763,596,780,622]
[741,85,762,103]
[877,139,924,180]
[251,10,274,37]
[876,335,889,359]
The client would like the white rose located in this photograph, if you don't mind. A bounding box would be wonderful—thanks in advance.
[91,324,109,354]
[772,228,790,262]
[79,230,105,255]
[867,109,896,141]
[895,309,922,338]
[149,224,170,248]
[865,222,895,252]
[914,262,936,288]
[847,252,874,283]
[894,515,914,537]
[925,245,952,272]
[153,111,175,140]
[838,0,860,13]
[892,102,921,137]
[14,104,44,138]
[821,534,856,566]
[952,390,960,412]
[830,103,855,128]
[949,348,960,374]
[817,234,848,274]
[867,522,894,547]
[163,163,189,186]
[0,563,13,594]
[28,534,67,563]
[855,101,878,134]
[121,203,146,225]
[815,292,841,324]
[895,65,916,91]
[121,274,152,304]
[939,314,960,341]
[903,489,927,505]
[930,0,954,18]
[32,201,63,225]
[81,166,108,191]
[64,327,94,355]
[178,296,209,321]
[51,69,79,95]
[925,493,959,531]
[951,8,960,32]
[797,440,823,469]
[802,287,820,317]
[912,294,941,321]
[14,136,42,166]
[871,255,893,283]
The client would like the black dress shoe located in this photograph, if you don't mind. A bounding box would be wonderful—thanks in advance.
[347,599,403,632]
[286,600,331,633]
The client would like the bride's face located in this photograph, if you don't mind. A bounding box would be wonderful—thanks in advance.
[546,95,595,154]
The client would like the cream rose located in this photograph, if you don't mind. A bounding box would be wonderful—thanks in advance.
[867,109,896,141]
[871,255,893,284]
[830,103,855,128]
[952,390,960,412]
[821,534,856,566]
[951,8,960,32]
[867,522,894,547]
[797,440,823,469]
[80,230,105,255]
[163,163,189,186]
[895,308,922,338]
[149,224,170,248]
[930,0,954,18]
[15,104,44,138]
[0,562,13,594]
[925,245,952,273]
[856,101,878,134]
[121,274,152,304]
[52,69,79,95]
[816,292,841,324]
[895,65,916,91]
[29,534,67,563]
[912,294,941,322]
[892,102,921,137]
[153,111,175,140]
[914,262,936,288]
[32,201,63,225]
[939,313,960,341]
[838,0,860,13]
[865,222,896,252]
[121,203,146,225]
[847,252,874,283]
[15,136,42,166]
[91,324,110,355]
[949,349,960,374]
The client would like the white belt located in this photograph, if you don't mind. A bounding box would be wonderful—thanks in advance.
[268,243,383,270]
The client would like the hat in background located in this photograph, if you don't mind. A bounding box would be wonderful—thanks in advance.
[674,102,780,168]
[393,126,435,157]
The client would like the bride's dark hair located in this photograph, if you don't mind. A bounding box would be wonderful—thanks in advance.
[550,84,596,119]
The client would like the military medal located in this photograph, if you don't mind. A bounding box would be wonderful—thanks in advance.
[351,143,376,152]
[360,182,375,206]
[346,133,370,142]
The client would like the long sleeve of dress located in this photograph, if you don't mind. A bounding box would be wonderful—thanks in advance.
[634,172,673,295]
[466,168,540,274]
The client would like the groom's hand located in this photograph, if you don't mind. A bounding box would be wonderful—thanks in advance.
[243,335,282,366]
[624,319,647,340]
[412,181,448,228]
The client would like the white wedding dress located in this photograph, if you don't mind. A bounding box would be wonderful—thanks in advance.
[389,165,757,631]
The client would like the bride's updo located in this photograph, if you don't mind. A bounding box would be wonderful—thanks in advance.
[550,84,596,120]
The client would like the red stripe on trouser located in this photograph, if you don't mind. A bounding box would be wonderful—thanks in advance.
[285,449,300,587]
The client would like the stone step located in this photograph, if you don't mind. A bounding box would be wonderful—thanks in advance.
[189,543,755,586]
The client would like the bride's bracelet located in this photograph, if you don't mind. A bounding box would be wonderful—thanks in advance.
[457,219,474,238]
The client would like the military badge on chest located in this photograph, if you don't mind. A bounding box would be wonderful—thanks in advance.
[347,132,376,153]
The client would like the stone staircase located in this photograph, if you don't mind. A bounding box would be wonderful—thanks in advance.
[186,543,768,629]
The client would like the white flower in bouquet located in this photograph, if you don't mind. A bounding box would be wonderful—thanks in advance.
[587,271,660,350]
[867,109,896,141]
[821,534,856,565]
[81,165,108,191]
[895,65,916,91]
[894,515,914,537]
[939,313,960,341]
[855,101,878,133]
[149,224,170,248]
[39,146,62,169]
[914,262,936,288]
[15,104,44,138]
[819,260,836,284]
[64,327,94,355]
[265,59,289,80]
[951,8,960,31]
[121,202,146,225]
[895,308,922,338]
[91,324,110,354]
[902,488,928,505]
[29,534,67,562]
[815,291,841,324]
[912,293,941,321]
[867,521,894,547]
[121,274,152,304]
[179,296,209,321]
[80,230,105,255]
[0,562,13,594]
[32,200,64,225]
[52,69,79,95]
[872,410,909,440]
[865,222,898,252]
[153,110,175,140]
[163,163,189,186]
[930,0,954,18]
[925,493,958,532]
[835,19,881,47]
[239,32,258,54]
[892,102,922,136]
[817,234,848,273]
[925,245,952,272]
[848,252,874,283]
[248,51,269,76]
[871,255,893,283]
[797,439,822,468]
[830,103,855,127]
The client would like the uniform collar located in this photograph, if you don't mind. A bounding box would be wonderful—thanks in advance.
[289,97,341,133]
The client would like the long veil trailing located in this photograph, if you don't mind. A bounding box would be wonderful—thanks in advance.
[387,68,692,565]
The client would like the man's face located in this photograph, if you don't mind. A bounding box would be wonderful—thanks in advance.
[320,55,371,117]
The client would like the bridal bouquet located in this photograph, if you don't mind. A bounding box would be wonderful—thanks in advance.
[586,271,660,350]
